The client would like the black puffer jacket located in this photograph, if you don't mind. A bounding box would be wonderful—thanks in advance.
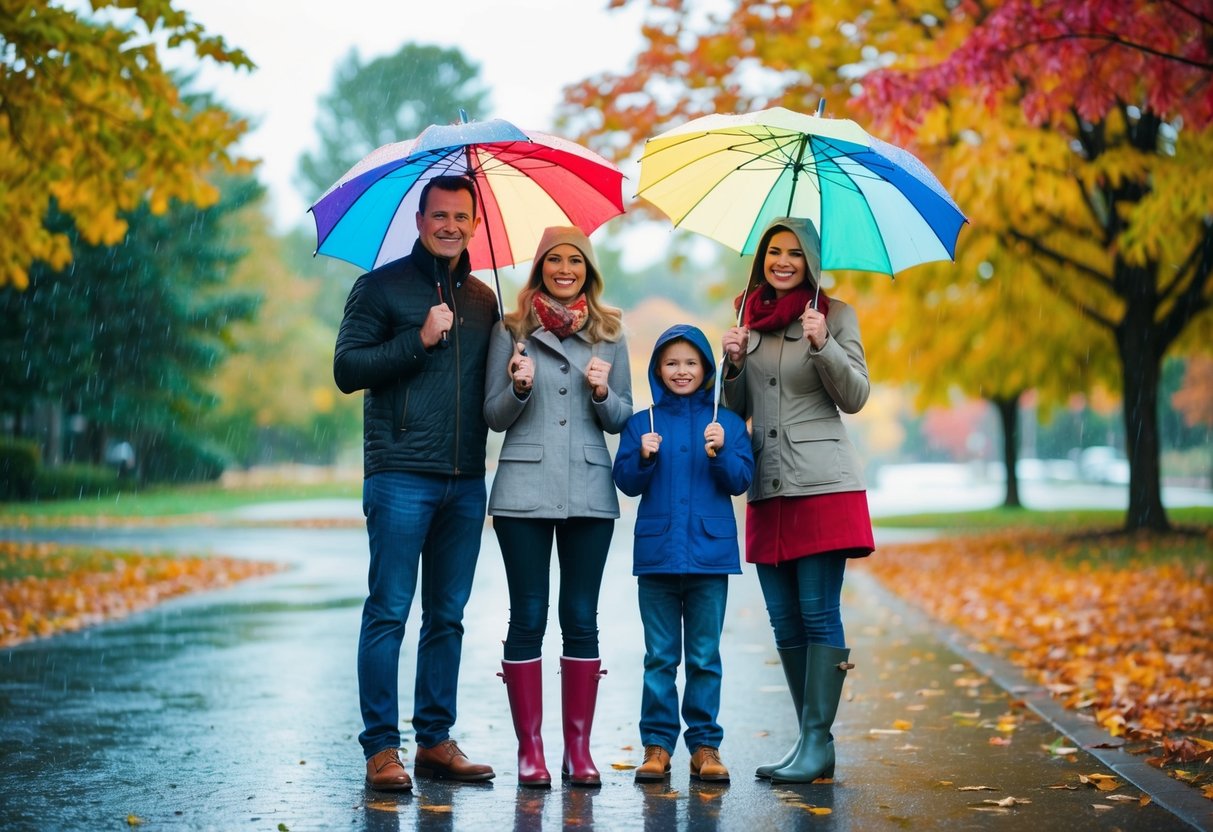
[334,240,498,478]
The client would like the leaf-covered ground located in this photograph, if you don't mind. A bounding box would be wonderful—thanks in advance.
[859,528,1213,796]
[0,540,281,648]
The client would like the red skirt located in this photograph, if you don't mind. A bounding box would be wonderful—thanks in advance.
[745,491,875,565]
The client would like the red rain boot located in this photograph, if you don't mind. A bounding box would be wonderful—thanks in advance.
[498,658,551,787]
[560,656,606,786]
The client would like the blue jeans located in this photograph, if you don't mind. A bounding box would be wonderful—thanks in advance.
[493,516,613,661]
[756,554,847,649]
[357,471,486,757]
[637,574,728,754]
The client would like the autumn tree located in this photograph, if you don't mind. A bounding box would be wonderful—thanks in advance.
[296,44,490,203]
[566,0,1212,531]
[856,0,1213,531]
[0,0,254,289]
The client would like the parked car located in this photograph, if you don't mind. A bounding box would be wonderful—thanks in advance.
[1077,445,1130,484]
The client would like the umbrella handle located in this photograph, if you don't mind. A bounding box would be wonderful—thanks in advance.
[435,282,450,349]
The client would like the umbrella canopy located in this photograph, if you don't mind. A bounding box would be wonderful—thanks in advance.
[310,117,625,290]
[638,106,966,275]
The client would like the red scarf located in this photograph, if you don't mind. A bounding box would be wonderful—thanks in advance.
[532,292,589,338]
[736,282,829,332]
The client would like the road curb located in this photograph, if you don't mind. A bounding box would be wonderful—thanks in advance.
[853,569,1212,832]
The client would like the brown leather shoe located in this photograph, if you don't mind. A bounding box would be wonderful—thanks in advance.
[415,739,496,782]
[634,745,671,782]
[690,746,730,782]
[365,748,413,791]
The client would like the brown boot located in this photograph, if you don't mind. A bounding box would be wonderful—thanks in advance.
[690,746,729,782]
[634,745,671,782]
[415,739,495,782]
[365,748,413,791]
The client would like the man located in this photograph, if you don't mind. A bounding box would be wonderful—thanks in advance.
[334,175,498,790]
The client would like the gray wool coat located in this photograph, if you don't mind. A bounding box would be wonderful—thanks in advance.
[484,322,633,519]
[721,298,869,503]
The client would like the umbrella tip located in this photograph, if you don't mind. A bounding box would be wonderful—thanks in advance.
[816,99,826,116]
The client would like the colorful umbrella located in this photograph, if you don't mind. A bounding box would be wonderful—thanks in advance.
[637,105,966,276]
[309,115,625,316]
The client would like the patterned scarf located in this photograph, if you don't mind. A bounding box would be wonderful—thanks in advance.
[532,292,589,338]
[736,282,828,333]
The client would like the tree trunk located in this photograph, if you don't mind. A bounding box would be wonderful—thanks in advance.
[1116,297,1169,532]
[992,394,1022,509]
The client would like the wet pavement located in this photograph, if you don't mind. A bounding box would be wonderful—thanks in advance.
[1,493,1209,831]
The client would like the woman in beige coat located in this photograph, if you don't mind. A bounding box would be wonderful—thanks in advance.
[720,217,873,785]
[484,227,632,788]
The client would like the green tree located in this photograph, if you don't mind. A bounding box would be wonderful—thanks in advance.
[207,216,361,467]
[297,44,491,202]
[0,175,263,483]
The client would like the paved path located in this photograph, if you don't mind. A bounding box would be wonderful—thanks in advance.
[0,498,1208,831]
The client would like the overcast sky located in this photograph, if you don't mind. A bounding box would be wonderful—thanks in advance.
[175,0,648,234]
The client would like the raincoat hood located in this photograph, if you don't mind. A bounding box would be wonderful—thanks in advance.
[746,216,823,293]
[648,324,716,406]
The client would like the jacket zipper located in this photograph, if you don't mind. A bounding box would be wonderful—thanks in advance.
[445,262,462,476]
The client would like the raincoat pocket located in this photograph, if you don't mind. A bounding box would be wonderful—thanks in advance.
[633,516,671,568]
[786,419,843,487]
[698,516,736,539]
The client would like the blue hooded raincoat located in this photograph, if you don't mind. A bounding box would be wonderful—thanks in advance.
[613,325,754,576]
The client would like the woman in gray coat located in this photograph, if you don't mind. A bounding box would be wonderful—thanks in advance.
[720,217,874,786]
[484,227,632,788]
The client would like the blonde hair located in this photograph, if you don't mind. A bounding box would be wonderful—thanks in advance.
[504,230,623,343]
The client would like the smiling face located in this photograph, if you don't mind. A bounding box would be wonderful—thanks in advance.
[763,229,808,298]
[540,244,588,302]
[657,339,705,397]
[415,186,479,267]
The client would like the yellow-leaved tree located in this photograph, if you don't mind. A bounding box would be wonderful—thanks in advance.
[0,0,254,289]
[568,0,1213,530]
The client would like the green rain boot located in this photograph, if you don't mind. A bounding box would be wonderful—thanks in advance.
[755,646,808,779]
[769,644,853,785]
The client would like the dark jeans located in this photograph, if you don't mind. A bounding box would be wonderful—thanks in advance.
[357,471,486,757]
[756,553,847,649]
[493,516,613,661]
[637,574,729,754]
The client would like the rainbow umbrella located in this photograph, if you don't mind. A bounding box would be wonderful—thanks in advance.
[310,115,625,317]
[638,105,966,276]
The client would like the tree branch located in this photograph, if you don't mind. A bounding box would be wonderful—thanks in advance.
[1163,0,1213,30]
[1158,223,1213,349]
[1021,33,1213,72]
[1008,230,1119,330]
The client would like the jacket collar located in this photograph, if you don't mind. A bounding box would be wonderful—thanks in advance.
[410,239,473,289]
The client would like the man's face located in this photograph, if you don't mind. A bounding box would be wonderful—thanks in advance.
[415,187,480,266]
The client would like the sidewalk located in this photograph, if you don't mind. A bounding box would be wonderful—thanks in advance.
[0,502,1207,831]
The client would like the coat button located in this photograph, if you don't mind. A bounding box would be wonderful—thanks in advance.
[560,364,569,373]
[768,428,777,438]
[769,377,776,386]
[559,419,567,426]
[772,478,781,489]
[559,387,567,395]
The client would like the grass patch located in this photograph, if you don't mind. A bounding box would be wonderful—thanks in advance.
[0,480,360,521]
[874,505,1213,531]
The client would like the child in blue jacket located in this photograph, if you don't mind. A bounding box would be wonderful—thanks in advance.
[612,324,754,783]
